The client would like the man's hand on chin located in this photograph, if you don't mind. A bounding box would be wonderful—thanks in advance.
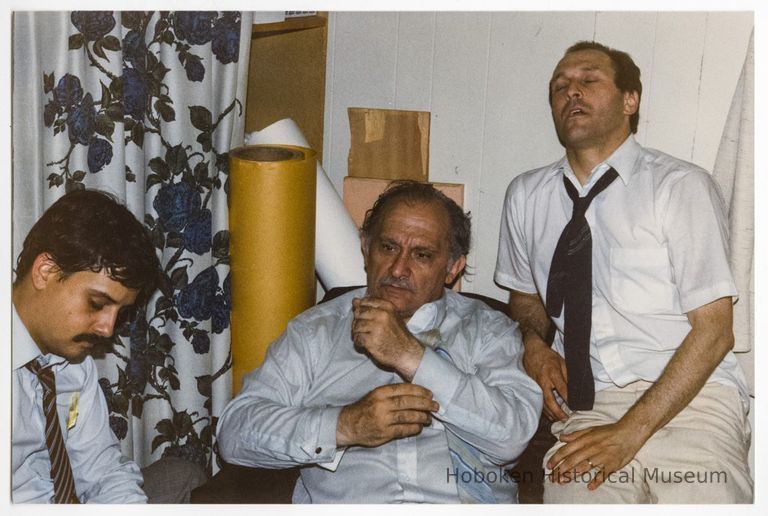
[352,297,425,381]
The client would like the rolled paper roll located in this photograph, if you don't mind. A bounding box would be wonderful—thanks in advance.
[229,144,317,393]
[246,119,367,290]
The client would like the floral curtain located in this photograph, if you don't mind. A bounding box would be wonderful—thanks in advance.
[12,11,253,474]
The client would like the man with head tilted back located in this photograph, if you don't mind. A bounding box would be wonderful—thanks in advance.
[495,41,752,503]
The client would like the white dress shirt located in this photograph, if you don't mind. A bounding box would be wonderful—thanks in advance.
[217,288,542,503]
[495,135,748,406]
[12,306,147,503]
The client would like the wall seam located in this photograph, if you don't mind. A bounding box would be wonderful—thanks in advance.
[393,12,400,107]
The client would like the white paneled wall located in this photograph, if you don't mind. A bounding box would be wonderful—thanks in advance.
[322,11,753,301]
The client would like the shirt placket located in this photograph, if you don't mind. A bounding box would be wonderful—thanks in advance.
[586,204,618,386]
[395,432,424,503]
[385,363,424,503]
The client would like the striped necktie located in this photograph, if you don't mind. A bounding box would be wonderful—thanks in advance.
[25,359,80,504]
[545,168,619,411]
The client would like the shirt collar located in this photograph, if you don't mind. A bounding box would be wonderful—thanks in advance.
[605,134,641,185]
[405,290,448,337]
[12,303,67,371]
[556,135,642,190]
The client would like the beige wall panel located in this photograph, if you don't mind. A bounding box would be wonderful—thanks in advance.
[694,12,753,171]
[394,12,437,110]
[643,12,707,161]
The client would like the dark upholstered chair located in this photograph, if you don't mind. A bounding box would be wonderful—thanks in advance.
[191,286,553,503]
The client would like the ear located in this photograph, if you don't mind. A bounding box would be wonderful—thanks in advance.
[444,255,467,285]
[30,253,61,290]
[623,90,639,117]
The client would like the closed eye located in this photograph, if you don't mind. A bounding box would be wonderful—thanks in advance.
[551,82,566,93]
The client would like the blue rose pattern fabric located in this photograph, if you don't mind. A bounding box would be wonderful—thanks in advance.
[122,67,148,119]
[41,11,244,473]
[87,138,113,173]
[71,11,116,40]
[154,182,202,233]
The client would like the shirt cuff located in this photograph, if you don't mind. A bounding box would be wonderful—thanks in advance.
[308,406,346,471]
[493,270,537,294]
[679,280,738,314]
[411,347,462,417]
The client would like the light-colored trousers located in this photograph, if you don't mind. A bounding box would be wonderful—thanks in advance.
[543,382,752,503]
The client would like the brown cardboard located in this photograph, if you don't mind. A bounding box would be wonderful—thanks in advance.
[246,14,328,163]
[347,108,430,181]
[342,177,463,228]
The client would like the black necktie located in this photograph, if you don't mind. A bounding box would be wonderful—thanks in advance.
[25,360,80,504]
[545,168,619,411]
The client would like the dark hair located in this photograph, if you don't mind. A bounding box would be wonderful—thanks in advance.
[360,181,471,261]
[553,41,642,133]
[14,189,160,308]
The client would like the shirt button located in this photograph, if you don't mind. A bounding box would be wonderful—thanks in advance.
[315,447,322,454]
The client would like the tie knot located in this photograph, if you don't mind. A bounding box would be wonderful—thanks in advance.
[572,196,590,217]
[25,358,42,374]
[25,359,55,390]
[563,167,620,218]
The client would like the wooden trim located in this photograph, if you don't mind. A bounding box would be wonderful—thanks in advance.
[251,14,327,38]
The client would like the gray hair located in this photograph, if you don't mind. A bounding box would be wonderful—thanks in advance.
[360,181,471,261]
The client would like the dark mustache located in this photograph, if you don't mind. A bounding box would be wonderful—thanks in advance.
[73,333,112,347]
[379,276,414,291]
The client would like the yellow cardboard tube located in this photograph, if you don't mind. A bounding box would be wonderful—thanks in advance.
[229,145,317,394]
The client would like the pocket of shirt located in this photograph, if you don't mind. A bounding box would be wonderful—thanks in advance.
[609,247,677,314]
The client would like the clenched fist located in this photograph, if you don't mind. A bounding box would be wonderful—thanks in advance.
[336,383,440,447]
[352,296,424,380]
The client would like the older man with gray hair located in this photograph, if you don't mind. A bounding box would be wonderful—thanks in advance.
[218,181,542,503]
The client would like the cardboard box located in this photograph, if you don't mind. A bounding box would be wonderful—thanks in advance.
[347,108,430,182]
[342,177,463,227]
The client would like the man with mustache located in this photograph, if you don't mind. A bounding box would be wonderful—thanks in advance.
[495,41,752,502]
[218,181,542,503]
[12,189,205,503]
